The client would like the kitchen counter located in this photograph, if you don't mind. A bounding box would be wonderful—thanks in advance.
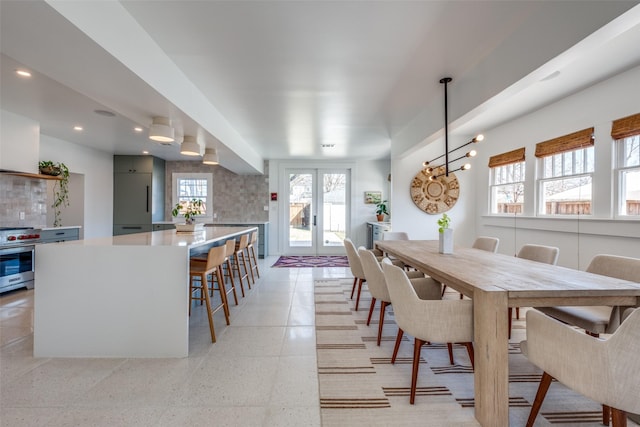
[34,226,256,358]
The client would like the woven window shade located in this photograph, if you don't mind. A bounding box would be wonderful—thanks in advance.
[534,127,594,158]
[488,147,525,168]
[611,113,640,140]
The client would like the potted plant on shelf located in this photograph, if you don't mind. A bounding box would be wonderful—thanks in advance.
[437,213,453,254]
[172,198,205,232]
[39,160,70,227]
[375,200,389,221]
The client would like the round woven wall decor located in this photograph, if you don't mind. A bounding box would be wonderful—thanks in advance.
[410,166,460,214]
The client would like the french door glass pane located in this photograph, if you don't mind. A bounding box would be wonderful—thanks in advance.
[322,173,346,247]
[289,173,312,247]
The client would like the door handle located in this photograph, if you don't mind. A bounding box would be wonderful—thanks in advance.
[313,215,317,226]
[146,186,150,212]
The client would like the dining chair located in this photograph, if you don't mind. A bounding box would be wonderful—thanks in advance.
[382,262,474,404]
[344,238,368,311]
[535,254,640,426]
[521,308,640,427]
[359,249,439,345]
[442,236,499,297]
[509,244,559,338]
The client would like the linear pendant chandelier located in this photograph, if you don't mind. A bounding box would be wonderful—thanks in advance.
[422,77,483,179]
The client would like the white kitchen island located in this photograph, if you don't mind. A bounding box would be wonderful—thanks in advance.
[34,226,257,358]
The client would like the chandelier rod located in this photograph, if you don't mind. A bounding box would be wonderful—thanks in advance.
[440,77,452,176]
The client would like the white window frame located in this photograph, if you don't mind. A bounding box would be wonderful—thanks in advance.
[489,161,525,215]
[172,173,213,222]
[616,135,640,217]
[537,146,594,216]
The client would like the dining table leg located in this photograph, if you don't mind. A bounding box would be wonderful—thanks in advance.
[474,289,510,427]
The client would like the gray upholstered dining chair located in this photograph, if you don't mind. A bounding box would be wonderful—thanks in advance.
[521,308,640,427]
[472,236,499,253]
[382,262,474,404]
[344,238,367,311]
[359,249,438,345]
[535,254,640,426]
[509,244,559,338]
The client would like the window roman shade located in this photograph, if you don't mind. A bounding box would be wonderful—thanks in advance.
[488,147,526,168]
[534,127,594,158]
[611,113,640,140]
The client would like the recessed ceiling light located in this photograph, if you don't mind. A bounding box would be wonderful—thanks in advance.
[15,69,31,77]
[134,127,143,132]
[321,144,335,148]
[73,126,83,131]
[142,150,149,154]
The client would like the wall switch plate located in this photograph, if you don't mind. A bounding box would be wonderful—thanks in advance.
[264,206,269,211]
[213,213,217,219]
[19,212,25,220]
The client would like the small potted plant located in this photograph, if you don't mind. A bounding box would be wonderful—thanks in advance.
[172,199,205,232]
[437,213,453,254]
[39,160,70,227]
[375,200,389,221]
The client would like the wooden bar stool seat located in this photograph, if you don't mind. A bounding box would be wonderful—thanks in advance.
[189,245,230,343]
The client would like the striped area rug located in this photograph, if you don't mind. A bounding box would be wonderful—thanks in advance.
[314,278,634,427]
[272,255,349,268]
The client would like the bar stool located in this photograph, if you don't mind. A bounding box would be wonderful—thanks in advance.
[224,239,243,298]
[246,231,260,282]
[189,245,230,343]
[232,234,250,292]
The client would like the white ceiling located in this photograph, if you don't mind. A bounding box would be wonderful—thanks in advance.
[1,1,639,174]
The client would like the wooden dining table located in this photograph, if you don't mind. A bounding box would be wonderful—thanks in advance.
[375,240,640,427]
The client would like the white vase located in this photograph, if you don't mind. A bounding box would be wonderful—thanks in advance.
[439,228,454,254]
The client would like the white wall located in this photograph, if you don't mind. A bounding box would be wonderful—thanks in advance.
[391,65,640,270]
[0,109,39,173]
[40,135,113,239]
[268,159,390,254]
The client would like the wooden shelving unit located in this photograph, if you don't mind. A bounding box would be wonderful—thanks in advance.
[0,171,62,180]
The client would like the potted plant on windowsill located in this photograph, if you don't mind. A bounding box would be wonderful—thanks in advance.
[375,200,389,222]
[39,160,70,227]
[172,199,205,232]
[437,213,453,254]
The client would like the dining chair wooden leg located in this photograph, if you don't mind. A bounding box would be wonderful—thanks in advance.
[391,329,404,364]
[366,297,377,326]
[611,408,627,427]
[350,277,357,299]
[508,307,513,339]
[526,371,553,427]
[447,343,454,365]
[377,301,388,346]
[463,342,474,368]
[410,338,426,404]
[603,405,611,426]
[354,278,365,311]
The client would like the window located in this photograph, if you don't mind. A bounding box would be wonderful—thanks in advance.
[172,173,213,220]
[617,135,640,216]
[535,128,594,216]
[490,162,525,214]
[489,147,526,214]
[612,112,640,217]
[538,146,594,215]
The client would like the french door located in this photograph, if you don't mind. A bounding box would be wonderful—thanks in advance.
[285,168,350,255]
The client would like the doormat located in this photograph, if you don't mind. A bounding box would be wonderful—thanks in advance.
[314,278,620,426]
[272,256,349,268]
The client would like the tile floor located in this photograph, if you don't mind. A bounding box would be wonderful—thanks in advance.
[0,257,347,427]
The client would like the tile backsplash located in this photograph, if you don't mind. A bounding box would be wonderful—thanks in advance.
[0,175,47,227]
[165,161,269,222]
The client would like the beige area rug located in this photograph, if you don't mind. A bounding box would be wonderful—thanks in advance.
[314,278,637,427]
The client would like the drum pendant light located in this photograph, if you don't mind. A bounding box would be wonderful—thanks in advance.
[148,116,175,143]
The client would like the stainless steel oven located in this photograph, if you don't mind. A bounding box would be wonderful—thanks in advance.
[0,227,41,293]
